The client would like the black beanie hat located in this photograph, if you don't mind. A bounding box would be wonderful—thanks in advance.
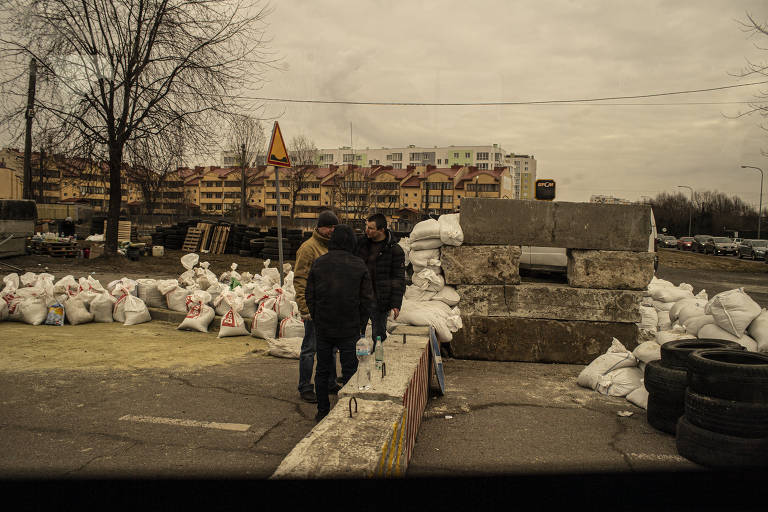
[317,210,339,228]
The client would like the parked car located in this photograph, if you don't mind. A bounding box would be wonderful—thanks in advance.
[738,239,768,260]
[692,235,712,253]
[659,235,677,248]
[704,236,737,256]
[677,236,694,250]
[733,237,743,245]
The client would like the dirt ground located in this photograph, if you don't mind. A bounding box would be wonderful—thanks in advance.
[657,247,768,273]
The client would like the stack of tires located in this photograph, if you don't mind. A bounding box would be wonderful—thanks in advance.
[262,232,291,260]
[676,349,768,468]
[162,222,189,250]
[645,339,744,434]
[238,229,262,257]
[285,229,304,259]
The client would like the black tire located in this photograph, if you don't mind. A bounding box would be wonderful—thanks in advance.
[687,349,768,403]
[676,416,768,468]
[647,393,683,435]
[644,360,687,401]
[685,388,768,438]
[738,252,743,259]
[660,339,744,371]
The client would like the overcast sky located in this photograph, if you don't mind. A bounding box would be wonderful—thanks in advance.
[247,0,768,204]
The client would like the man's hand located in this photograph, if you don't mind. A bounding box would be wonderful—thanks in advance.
[301,314,311,322]
[391,308,400,320]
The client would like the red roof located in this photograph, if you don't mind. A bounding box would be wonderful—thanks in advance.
[401,176,422,188]
[425,167,461,178]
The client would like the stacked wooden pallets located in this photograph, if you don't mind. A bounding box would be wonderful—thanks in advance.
[29,239,78,257]
[182,222,230,254]
[103,220,132,242]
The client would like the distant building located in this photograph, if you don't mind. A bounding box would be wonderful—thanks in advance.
[590,194,632,205]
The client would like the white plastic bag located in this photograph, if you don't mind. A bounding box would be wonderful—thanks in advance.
[747,310,768,353]
[632,341,661,363]
[438,213,463,246]
[705,288,762,337]
[251,297,278,339]
[697,324,758,351]
[45,302,66,326]
[218,295,249,338]
[178,292,215,333]
[267,337,302,359]
[279,303,305,338]
[123,295,151,325]
[577,339,638,390]
[595,367,643,397]
[64,298,94,325]
[684,314,716,336]
[91,293,116,323]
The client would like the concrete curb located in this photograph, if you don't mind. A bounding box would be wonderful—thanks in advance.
[271,325,433,479]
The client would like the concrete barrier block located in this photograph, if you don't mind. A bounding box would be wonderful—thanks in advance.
[567,250,655,290]
[459,198,652,251]
[270,399,407,479]
[451,315,639,364]
[441,245,521,285]
[456,283,642,323]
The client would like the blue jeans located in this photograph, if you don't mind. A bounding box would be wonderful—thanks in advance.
[315,335,358,415]
[369,303,389,350]
[298,318,337,394]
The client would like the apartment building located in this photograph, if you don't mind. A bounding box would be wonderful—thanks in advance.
[590,194,632,205]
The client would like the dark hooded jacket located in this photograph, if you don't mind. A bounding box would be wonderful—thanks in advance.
[355,229,406,312]
[306,224,374,339]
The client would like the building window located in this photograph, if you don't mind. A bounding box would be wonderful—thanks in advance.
[465,152,470,158]
[409,153,420,161]
[392,163,402,169]
[391,153,402,161]
[477,163,489,170]
[454,152,459,158]
[356,155,362,161]
[343,153,354,163]
[477,152,489,160]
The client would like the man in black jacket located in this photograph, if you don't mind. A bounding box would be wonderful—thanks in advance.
[355,213,406,349]
[306,224,374,422]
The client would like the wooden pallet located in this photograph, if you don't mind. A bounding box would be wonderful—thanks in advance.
[31,240,78,257]
[103,220,132,242]
[182,227,202,252]
[209,225,230,254]
[197,222,214,252]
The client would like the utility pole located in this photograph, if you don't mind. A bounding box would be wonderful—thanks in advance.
[240,143,247,225]
[741,166,764,239]
[22,58,37,200]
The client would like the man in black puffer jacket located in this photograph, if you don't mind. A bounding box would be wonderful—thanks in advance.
[355,213,406,350]
[306,224,374,422]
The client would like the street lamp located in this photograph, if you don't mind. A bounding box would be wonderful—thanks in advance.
[678,185,693,237]
[741,165,764,240]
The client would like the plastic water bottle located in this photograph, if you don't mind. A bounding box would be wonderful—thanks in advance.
[374,336,384,371]
[356,336,372,391]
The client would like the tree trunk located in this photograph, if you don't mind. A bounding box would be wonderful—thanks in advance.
[106,143,124,256]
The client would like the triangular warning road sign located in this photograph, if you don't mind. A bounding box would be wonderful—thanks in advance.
[267,121,291,167]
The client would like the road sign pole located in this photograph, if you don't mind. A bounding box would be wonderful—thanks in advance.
[275,165,284,286]
[266,121,292,287]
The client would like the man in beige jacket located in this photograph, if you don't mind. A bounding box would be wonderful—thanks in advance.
[294,210,341,403]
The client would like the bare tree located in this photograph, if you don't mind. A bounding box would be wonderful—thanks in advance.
[281,135,317,220]
[124,126,185,215]
[328,166,374,224]
[733,13,768,154]
[225,114,266,224]
[0,0,274,254]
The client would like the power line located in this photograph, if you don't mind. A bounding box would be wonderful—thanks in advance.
[231,80,768,106]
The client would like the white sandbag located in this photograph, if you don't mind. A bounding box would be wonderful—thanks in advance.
[112,292,129,323]
[638,306,658,331]
[695,289,709,302]
[91,293,116,323]
[123,295,152,325]
[45,302,66,326]
[251,297,278,339]
[241,293,260,319]
[410,218,441,241]
[5,296,24,322]
[656,327,695,345]
[705,288,762,337]
[267,337,302,359]
[76,290,99,308]
[684,314,716,336]
[679,283,694,293]
[637,328,657,342]
[632,341,661,363]
[398,237,411,267]
[3,272,19,291]
[136,279,165,308]
[20,296,48,325]
[64,298,94,325]
[0,300,7,321]
[640,296,654,307]
[20,272,37,287]
[438,213,463,246]
[595,367,643,397]
[273,291,296,320]
[181,253,199,270]
[54,275,79,297]
[261,260,281,286]
[747,310,768,353]
[577,339,638,390]
[669,298,708,322]
[412,269,445,293]
[206,282,226,308]
[279,303,305,338]
[409,238,444,251]
[409,248,440,268]
[178,295,215,333]
[650,286,694,303]
[657,310,672,331]
[159,282,188,313]
[218,294,249,338]
[108,278,137,296]
[677,304,706,326]
[652,300,674,312]
[404,285,437,302]
[697,324,758,351]
[432,285,460,307]
[396,299,454,343]
[626,384,649,410]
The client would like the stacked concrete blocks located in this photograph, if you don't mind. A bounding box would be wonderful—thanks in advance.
[448,198,654,364]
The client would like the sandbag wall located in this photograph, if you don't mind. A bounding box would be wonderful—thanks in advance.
[447,198,655,364]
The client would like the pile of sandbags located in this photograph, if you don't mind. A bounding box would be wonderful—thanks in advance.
[393,214,464,342]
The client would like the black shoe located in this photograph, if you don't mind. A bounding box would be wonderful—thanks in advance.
[328,383,342,394]
[300,390,318,403]
[336,377,345,386]
[315,411,328,423]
